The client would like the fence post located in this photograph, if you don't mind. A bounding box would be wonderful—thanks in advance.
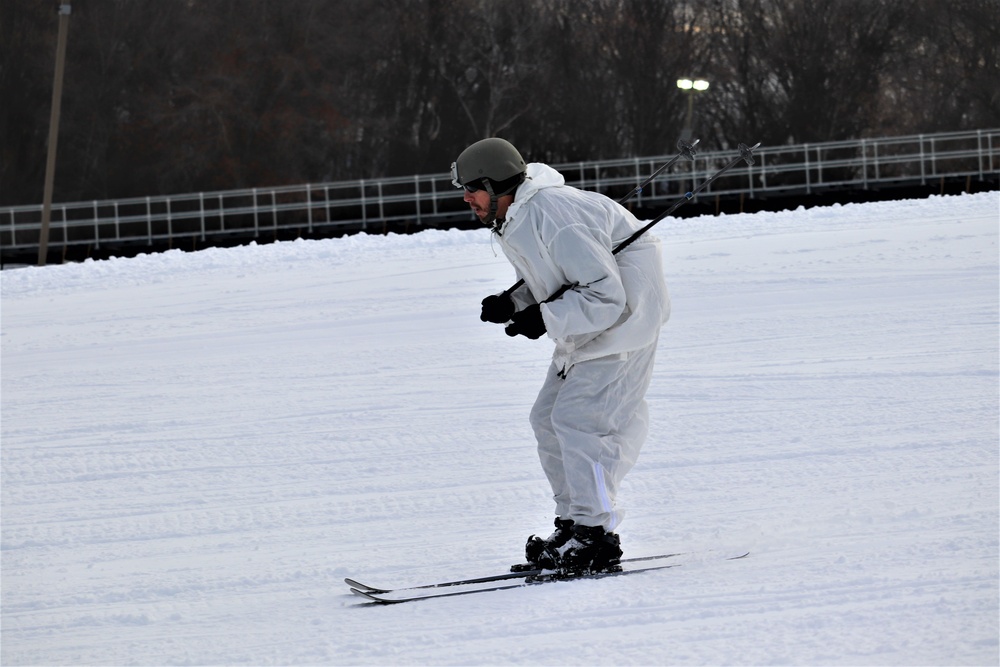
[919,134,926,185]
[930,136,937,178]
[860,139,868,189]
[360,179,367,230]
[60,204,67,249]
[306,183,313,233]
[252,187,259,237]
[802,144,812,195]
[989,130,996,174]
[874,140,881,182]
[976,129,984,178]
[325,185,331,224]
[271,190,278,235]
[414,176,421,226]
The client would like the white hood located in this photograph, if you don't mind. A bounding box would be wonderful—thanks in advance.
[500,163,564,228]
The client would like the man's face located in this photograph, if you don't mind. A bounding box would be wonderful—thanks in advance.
[462,183,513,224]
[463,187,493,222]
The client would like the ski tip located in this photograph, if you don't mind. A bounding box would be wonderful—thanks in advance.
[345,578,389,594]
[726,551,751,560]
[350,587,398,604]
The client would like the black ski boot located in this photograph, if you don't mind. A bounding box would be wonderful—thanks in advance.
[555,524,623,576]
[510,517,575,572]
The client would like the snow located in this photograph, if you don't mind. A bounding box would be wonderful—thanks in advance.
[2,192,998,665]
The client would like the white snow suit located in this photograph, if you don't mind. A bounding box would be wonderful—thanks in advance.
[496,163,671,531]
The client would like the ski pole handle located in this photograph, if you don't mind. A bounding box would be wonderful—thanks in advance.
[619,139,698,203]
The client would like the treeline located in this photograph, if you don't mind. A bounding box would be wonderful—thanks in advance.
[1,0,996,207]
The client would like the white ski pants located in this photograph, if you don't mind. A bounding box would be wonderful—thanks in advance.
[529,339,658,532]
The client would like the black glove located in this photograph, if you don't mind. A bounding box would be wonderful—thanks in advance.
[481,293,515,323]
[505,304,547,339]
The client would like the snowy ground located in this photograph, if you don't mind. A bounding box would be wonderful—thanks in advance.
[2,192,998,666]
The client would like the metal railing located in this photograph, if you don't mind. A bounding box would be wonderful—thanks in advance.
[2,129,997,260]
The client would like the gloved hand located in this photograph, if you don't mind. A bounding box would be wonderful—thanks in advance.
[505,304,547,339]
[481,293,515,323]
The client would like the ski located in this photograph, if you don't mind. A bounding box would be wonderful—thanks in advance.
[345,551,684,595]
[350,552,748,604]
[349,560,681,604]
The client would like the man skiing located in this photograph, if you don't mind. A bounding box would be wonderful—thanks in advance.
[451,137,670,575]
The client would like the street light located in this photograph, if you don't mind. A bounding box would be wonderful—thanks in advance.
[676,78,710,141]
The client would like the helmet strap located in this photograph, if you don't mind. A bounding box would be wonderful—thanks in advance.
[481,174,525,233]
[482,179,502,233]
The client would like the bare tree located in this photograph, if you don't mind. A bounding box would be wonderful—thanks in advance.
[881,0,999,134]
[707,0,908,145]
[439,0,542,139]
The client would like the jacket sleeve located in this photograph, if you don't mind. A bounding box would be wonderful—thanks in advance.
[538,216,627,339]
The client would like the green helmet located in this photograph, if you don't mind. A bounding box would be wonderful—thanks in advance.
[451,138,526,195]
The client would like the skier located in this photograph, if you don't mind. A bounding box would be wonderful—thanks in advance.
[451,137,670,575]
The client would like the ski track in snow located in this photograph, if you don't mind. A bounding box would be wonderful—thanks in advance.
[2,192,998,665]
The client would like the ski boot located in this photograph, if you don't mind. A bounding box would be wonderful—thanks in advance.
[554,524,623,576]
[510,517,575,572]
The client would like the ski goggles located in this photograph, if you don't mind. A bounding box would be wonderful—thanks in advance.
[450,162,485,193]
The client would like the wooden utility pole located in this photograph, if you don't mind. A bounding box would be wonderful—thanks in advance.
[38,2,72,267]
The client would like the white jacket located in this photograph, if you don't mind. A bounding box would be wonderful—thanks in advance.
[497,163,670,373]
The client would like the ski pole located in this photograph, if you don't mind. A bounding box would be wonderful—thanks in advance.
[540,141,760,305]
[500,138,699,298]
[608,141,760,257]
